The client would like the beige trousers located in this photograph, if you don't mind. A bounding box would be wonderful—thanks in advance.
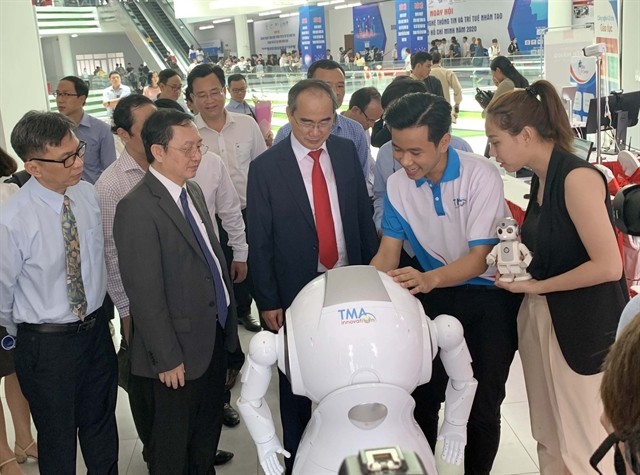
[518,294,613,475]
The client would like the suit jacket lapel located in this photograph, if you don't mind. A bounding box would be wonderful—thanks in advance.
[277,136,316,230]
[144,172,207,266]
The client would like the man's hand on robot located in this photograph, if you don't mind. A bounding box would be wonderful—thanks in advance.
[437,421,467,466]
[257,439,291,475]
[387,267,437,295]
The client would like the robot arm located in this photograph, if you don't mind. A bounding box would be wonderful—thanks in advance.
[518,242,533,267]
[237,331,291,475]
[485,244,499,266]
[430,315,478,466]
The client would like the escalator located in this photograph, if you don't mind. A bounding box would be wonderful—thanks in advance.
[121,1,169,61]
[143,2,190,59]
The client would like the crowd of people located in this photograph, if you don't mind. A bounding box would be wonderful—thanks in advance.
[0,52,637,475]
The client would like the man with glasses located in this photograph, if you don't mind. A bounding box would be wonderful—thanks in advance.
[102,71,131,117]
[55,75,116,184]
[247,79,378,473]
[225,73,274,148]
[340,86,383,197]
[274,60,371,182]
[188,64,266,333]
[157,69,190,113]
[113,109,238,473]
[0,111,118,474]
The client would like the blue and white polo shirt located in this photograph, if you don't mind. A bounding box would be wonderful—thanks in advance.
[381,147,507,285]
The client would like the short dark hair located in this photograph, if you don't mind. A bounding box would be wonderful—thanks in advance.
[381,77,427,109]
[60,76,88,105]
[154,98,185,112]
[109,71,120,78]
[10,111,75,162]
[227,73,247,85]
[385,92,452,145]
[187,64,226,92]
[158,68,180,85]
[348,87,381,111]
[141,109,194,164]
[287,79,338,115]
[112,94,155,134]
[307,59,345,79]
[411,51,432,69]
[431,52,442,64]
[0,147,18,176]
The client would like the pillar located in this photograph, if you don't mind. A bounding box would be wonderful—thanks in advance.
[234,14,251,58]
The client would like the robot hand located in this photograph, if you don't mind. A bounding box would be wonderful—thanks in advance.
[486,254,496,266]
[437,421,466,466]
[256,437,291,475]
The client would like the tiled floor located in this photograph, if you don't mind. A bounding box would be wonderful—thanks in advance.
[2,323,540,475]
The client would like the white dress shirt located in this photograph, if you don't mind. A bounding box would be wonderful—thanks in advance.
[195,111,267,208]
[193,151,248,262]
[290,133,347,272]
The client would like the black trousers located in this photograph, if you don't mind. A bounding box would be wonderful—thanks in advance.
[278,369,312,475]
[216,208,252,317]
[414,286,521,475]
[15,315,118,475]
[147,326,227,475]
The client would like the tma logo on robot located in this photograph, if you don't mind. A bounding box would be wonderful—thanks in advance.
[338,307,377,325]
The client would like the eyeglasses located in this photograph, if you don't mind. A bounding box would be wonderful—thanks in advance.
[193,89,225,100]
[53,92,81,98]
[164,83,183,92]
[230,87,247,94]
[360,107,378,125]
[29,141,86,168]
[590,432,639,475]
[293,115,335,132]
[167,144,209,158]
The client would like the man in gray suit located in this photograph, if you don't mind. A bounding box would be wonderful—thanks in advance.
[113,108,237,473]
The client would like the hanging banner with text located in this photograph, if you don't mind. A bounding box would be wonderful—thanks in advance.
[594,0,619,92]
[253,17,300,57]
[299,6,326,68]
[396,0,428,59]
[570,56,597,122]
[426,0,548,55]
[353,4,387,56]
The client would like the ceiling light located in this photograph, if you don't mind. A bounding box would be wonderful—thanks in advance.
[71,34,79,38]
[199,25,215,30]
[334,1,360,8]
[212,18,232,23]
[329,0,344,4]
[259,10,281,16]
[247,19,254,23]
[317,1,329,5]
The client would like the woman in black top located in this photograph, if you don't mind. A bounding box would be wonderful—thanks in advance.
[485,80,628,474]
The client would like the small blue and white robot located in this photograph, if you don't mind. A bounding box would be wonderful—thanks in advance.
[237,265,478,474]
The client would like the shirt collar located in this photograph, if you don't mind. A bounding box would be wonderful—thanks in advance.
[119,148,146,173]
[149,165,183,204]
[27,174,73,213]
[194,110,233,132]
[290,132,328,164]
[415,146,461,188]
[77,112,90,128]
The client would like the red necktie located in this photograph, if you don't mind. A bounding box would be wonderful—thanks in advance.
[309,150,338,269]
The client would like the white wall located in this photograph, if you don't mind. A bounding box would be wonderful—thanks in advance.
[0,1,48,157]
[194,23,237,56]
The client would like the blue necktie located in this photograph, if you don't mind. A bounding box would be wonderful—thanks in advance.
[180,189,227,328]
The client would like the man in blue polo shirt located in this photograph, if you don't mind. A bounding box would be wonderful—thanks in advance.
[371,92,521,475]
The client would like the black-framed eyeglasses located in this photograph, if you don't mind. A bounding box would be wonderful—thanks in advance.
[29,141,86,168]
[590,432,639,475]
[53,92,81,98]
[359,107,378,125]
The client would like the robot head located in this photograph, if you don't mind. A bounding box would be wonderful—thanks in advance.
[495,217,520,241]
[613,184,640,236]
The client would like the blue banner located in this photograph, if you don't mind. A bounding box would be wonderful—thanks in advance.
[299,6,327,68]
[570,56,597,122]
[508,0,548,54]
[396,0,428,59]
[353,4,386,56]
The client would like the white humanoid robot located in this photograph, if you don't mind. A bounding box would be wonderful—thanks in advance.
[237,265,478,475]
[486,217,533,282]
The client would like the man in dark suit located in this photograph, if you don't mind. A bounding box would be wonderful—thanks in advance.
[113,109,237,474]
[247,79,379,472]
